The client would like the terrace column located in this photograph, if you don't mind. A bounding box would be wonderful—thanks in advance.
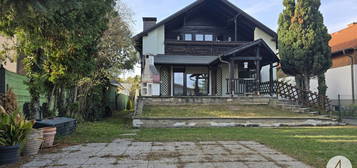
[230,59,235,96]
[269,63,274,96]
[255,46,261,95]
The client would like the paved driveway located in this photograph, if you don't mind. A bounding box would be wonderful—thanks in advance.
[22,139,311,168]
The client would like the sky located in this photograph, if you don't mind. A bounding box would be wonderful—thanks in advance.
[121,0,357,77]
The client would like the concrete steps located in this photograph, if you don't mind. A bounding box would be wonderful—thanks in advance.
[271,98,321,116]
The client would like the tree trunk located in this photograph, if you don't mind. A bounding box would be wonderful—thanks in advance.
[303,75,310,91]
[29,79,40,120]
[318,74,328,111]
[295,75,303,90]
[29,91,40,120]
[57,87,66,117]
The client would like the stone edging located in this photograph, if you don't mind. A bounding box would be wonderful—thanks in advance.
[133,117,342,128]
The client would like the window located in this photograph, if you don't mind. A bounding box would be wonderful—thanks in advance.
[195,34,204,41]
[204,34,213,41]
[184,34,192,41]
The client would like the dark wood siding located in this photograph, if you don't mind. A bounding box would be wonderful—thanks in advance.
[163,0,256,56]
[165,40,247,56]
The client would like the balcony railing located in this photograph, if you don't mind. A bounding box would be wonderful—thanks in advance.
[165,40,249,56]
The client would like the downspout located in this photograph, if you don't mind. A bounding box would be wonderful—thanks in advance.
[345,50,355,103]
[234,14,241,41]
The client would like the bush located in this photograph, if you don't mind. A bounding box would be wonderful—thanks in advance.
[0,89,18,114]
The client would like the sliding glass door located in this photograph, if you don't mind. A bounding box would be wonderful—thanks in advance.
[173,66,209,96]
[173,68,185,96]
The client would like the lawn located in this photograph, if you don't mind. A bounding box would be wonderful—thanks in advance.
[56,111,357,168]
[142,104,317,118]
[56,111,135,144]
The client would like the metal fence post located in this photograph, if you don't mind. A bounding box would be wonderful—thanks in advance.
[338,94,342,122]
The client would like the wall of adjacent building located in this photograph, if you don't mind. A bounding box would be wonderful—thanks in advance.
[281,64,357,105]
[0,36,17,73]
[254,27,278,82]
[142,25,165,55]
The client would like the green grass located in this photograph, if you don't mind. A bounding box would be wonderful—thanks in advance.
[56,111,134,144]
[135,126,357,167]
[142,104,316,118]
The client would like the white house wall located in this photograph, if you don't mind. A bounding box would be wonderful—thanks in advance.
[142,25,165,55]
[282,65,357,101]
[254,27,278,82]
[311,65,357,100]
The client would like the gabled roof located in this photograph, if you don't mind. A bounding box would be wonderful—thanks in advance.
[221,39,279,65]
[133,0,277,41]
[329,23,357,53]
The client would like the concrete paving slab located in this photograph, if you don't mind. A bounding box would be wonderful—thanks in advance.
[21,139,311,168]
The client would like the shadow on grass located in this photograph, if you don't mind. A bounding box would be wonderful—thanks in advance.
[56,110,135,145]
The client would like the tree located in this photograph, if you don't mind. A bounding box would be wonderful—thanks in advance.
[1,0,137,120]
[278,0,331,94]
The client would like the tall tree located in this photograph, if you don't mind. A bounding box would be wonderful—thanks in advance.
[0,0,116,118]
[278,0,331,94]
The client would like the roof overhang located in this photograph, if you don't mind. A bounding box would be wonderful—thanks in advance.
[154,55,219,65]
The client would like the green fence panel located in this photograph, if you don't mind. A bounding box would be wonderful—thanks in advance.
[4,70,46,112]
[117,94,129,111]
[105,85,129,111]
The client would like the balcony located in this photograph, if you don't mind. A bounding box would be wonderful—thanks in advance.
[165,40,249,56]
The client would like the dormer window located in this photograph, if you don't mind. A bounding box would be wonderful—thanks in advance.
[184,34,192,41]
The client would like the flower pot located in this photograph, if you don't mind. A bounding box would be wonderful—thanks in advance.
[0,145,20,165]
[23,129,43,156]
[42,127,56,148]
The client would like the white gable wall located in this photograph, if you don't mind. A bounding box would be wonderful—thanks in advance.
[142,25,165,55]
[254,27,277,82]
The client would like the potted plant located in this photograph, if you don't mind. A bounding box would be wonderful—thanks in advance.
[41,127,56,148]
[0,107,33,165]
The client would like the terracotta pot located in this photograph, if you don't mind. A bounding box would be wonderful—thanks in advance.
[0,145,19,165]
[42,127,56,148]
[23,129,43,156]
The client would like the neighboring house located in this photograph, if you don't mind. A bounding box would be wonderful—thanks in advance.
[0,36,25,75]
[133,0,279,97]
[319,23,357,105]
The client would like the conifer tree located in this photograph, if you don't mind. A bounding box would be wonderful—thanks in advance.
[278,0,331,95]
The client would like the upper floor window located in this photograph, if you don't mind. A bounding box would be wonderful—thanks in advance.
[184,34,192,41]
[195,34,204,41]
[205,34,213,41]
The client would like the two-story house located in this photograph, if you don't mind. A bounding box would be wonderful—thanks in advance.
[134,0,279,97]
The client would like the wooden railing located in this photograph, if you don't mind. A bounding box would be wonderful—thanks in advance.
[272,80,331,112]
[226,78,257,95]
[225,79,331,112]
